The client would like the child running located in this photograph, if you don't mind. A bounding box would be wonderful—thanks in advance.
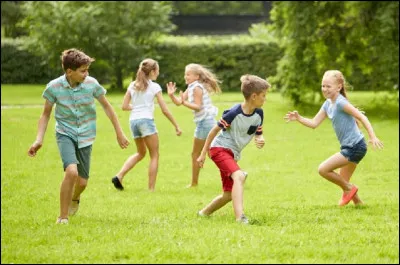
[112,58,182,192]
[197,74,270,224]
[28,48,130,224]
[166,63,221,188]
[284,70,384,206]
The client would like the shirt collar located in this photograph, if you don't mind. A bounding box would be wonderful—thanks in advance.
[188,80,200,88]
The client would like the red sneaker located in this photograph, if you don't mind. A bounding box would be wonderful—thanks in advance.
[339,185,358,206]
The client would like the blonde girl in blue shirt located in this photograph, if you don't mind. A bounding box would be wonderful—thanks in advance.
[28,49,129,224]
[284,70,383,206]
[112,58,182,192]
[167,63,222,188]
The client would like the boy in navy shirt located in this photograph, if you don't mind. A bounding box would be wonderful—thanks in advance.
[197,74,270,224]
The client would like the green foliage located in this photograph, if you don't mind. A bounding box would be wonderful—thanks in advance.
[18,1,176,91]
[173,1,266,15]
[1,38,60,84]
[149,35,282,92]
[268,1,399,105]
[1,1,27,38]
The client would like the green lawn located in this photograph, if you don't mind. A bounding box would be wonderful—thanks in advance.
[1,84,399,263]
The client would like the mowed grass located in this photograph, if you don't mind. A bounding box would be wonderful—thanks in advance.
[1,84,399,264]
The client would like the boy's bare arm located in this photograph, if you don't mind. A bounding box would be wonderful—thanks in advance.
[97,95,130,149]
[197,125,221,168]
[28,100,53,157]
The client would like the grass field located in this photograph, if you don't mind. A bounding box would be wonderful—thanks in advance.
[1,84,399,263]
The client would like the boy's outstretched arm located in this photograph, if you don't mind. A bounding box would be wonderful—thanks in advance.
[197,125,221,168]
[28,100,53,157]
[97,95,130,149]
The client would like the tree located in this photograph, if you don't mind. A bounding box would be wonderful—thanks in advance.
[1,1,27,38]
[19,1,176,92]
[267,1,399,105]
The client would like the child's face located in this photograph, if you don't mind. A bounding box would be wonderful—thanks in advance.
[67,64,89,84]
[184,70,199,85]
[252,91,267,108]
[321,75,340,100]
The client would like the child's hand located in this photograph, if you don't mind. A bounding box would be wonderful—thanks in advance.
[369,137,384,149]
[166,82,176,95]
[254,136,265,149]
[175,126,182,136]
[197,154,206,168]
[27,141,42,157]
[117,133,130,149]
[284,111,300,122]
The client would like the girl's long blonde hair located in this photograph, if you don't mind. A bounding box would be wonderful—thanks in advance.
[134,58,158,91]
[185,63,222,93]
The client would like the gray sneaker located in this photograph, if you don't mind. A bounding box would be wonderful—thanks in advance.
[197,210,208,217]
[56,217,69,224]
[68,199,80,216]
[236,214,249,224]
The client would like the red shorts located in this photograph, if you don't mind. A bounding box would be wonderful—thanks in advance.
[209,147,240,192]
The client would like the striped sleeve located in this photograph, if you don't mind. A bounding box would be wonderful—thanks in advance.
[255,108,264,135]
[217,104,241,131]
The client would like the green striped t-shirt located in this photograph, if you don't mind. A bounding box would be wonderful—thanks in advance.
[43,75,106,148]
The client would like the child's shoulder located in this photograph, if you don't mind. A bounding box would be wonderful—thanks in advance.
[46,75,65,89]
[82,76,100,85]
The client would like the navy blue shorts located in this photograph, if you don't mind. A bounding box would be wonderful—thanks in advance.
[340,138,367,164]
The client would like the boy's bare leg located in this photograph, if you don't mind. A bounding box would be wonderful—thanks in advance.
[59,164,78,219]
[200,192,232,215]
[231,170,247,220]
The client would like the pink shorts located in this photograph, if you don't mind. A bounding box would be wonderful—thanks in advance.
[209,147,240,192]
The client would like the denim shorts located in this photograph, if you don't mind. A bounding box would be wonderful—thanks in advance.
[56,133,92,179]
[130,118,158,139]
[194,118,216,140]
[340,138,367,164]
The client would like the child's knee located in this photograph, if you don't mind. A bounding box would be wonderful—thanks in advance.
[65,164,78,178]
[77,177,88,188]
[231,170,246,183]
[137,151,146,160]
[317,164,327,176]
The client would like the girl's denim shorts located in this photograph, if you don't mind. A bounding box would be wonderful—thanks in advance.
[340,138,367,164]
[194,118,216,140]
[130,118,158,139]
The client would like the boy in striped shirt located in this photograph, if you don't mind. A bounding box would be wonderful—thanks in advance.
[28,48,129,224]
[197,74,270,224]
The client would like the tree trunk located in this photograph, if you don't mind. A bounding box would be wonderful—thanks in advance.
[116,66,124,92]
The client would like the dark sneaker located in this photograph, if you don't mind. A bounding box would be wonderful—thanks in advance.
[112,176,124,190]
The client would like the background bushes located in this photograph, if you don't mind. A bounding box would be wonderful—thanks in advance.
[2,35,282,92]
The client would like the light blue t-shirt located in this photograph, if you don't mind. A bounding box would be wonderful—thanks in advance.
[211,103,263,161]
[321,94,364,147]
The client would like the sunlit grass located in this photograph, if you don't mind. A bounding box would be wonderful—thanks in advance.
[1,84,398,263]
